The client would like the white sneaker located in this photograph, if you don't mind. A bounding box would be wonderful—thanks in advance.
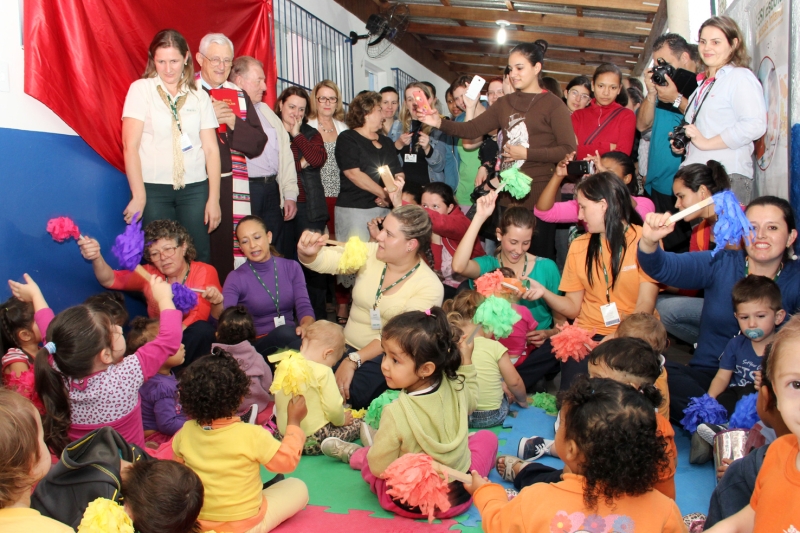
[321,437,362,464]
[517,436,554,461]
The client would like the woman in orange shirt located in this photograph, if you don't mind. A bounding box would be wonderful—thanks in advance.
[525,172,659,391]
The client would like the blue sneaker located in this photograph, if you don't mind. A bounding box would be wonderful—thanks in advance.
[517,436,553,460]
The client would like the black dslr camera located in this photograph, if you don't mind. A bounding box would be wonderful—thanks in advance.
[671,122,690,150]
[651,58,676,87]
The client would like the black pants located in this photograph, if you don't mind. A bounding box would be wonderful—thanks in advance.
[208,175,234,284]
[249,177,289,257]
[530,217,557,261]
[665,361,717,423]
[285,201,330,321]
[174,320,217,376]
[515,340,561,392]
[514,463,563,491]
[333,346,390,410]
[558,334,605,391]
[253,324,303,366]
[647,189,691,253]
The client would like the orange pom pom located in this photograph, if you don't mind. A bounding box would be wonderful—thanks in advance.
[551,323,598,362]
[383,453,452,522]
[475,271,504,296]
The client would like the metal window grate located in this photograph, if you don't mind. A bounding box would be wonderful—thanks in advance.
[392,67,418,92]
[274,0,355,107]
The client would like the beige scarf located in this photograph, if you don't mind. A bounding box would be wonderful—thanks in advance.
[156,85,188,189]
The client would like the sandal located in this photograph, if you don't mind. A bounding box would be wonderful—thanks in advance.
[496,455,528,483]
[336,315,348,325]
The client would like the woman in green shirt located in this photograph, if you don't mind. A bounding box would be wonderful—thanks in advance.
[453,191,563,390]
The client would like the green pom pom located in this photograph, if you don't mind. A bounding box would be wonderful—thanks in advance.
[532,392,557,415]
[473,295,521,339]
[499,167,533,200]
[364,389,400,428]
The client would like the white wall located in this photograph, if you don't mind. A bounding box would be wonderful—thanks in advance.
[291,0,450,101]
[0,0,76,135]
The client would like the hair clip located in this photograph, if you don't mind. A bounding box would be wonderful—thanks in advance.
[424,309,432,316]
[45,342,57,354]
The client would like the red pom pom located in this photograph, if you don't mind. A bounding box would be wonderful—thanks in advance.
[383,453,452,522]
[551,323,598,362]
[47,217,81,242]
[475,271,504,297]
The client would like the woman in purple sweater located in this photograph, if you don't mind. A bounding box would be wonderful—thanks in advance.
[222,215,315,357]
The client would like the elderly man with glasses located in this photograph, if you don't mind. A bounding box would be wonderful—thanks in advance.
[196,33,268,283]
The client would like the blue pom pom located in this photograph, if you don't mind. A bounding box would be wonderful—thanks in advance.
[171,283,198,314]
[111,215,145,270]
[680,393,728,433]
[728,393,760,430]
[711,190,753,255]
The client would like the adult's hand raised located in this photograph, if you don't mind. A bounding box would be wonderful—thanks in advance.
[640,212,676,252]
[297,230,328,262]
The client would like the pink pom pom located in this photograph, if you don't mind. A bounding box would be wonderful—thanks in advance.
[551,323,598,362]
[383,453,452,522]
[47,217,81,243]
[475,271,504,297]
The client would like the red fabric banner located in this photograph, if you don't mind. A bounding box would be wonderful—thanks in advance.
[24,0,277,172]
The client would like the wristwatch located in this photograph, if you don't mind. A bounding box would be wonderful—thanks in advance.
[672,94,683,108]
[348,352,362,369]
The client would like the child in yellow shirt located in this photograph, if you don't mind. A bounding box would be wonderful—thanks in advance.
[173,349,309,533]
[271,320,361,454]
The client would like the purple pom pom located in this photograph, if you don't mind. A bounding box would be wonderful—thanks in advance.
[728,393,760,430]
[112,215,145,270]
[681,393,728,433]
[171,283,198,314]
[711,190,753,255]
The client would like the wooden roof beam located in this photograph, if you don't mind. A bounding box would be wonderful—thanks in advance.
[438,53,607,76]
[405,4,651,37]
[407,23,644,55]
[492,0,657,13]
[633,0,668,76]
[420,40,637,65]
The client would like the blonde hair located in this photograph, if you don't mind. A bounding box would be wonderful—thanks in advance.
[304,320,346,360]
[616,313,668,354]
[308,80,345,121]
[698,16,751,70]
[399,82,435,135]
[443,290,485,325]
[0,390,41,508]
[390,205,433,267]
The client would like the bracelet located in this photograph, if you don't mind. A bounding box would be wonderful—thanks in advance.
[672,94,683,108]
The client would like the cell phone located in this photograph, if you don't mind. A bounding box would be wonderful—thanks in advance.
[566,160,595,176]
[411,89,433,115]
[465,75,486,101]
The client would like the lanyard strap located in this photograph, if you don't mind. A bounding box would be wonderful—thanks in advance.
[599,227,629,304]
[249,260,281,316]
[167,265,190,285]
[686,78,716,125]
[374,262,421,309]
[500,253,530,288]
[164,92,183,133]
[745,258,782,281]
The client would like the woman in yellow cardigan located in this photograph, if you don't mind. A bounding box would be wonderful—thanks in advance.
[297,204,444,408]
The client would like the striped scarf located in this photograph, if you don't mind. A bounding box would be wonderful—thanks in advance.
[229,88,250,268]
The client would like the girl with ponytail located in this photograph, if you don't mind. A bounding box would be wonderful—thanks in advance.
[9,274,181,456]
[318,308,499,521]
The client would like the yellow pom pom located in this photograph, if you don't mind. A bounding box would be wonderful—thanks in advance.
[269,351,313,396]
[337,236,368,274]
[347,408,367,418]
[78,498,134,533]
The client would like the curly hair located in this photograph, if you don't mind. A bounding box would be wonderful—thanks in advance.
[123,459,204,533]
[127,317,159,356]
[216,306,256,345]
[178,348,250,425]
[382,307,463,385]
[559,376,670,509]
[143,219,197,263]
[0,390,41,509]
[345,91,382,130]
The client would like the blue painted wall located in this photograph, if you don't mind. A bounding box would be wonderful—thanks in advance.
[0,128,145,315]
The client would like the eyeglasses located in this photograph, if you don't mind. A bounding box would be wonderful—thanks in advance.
[568,90,591,102]
[200,53,233,67]
[149,245,179,262]
[317,96,338,104]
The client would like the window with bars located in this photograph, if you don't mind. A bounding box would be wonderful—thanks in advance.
[274,0,355,106]
[391,67,417,92]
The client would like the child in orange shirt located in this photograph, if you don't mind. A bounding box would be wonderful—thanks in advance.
[498,337,677,499]
[467,375,685,533]
[703,316,800,533]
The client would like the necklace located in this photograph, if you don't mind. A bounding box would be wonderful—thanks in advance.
[318,119,335,133]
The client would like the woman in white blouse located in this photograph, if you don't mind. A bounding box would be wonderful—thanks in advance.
[122,29,221,262]
[675,16,766,204]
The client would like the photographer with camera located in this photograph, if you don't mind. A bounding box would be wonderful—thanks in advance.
[637,34,699,252]
[394,82,446,188]
[671,16,766,204]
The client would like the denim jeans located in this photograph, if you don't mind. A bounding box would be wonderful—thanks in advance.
[656,294,704,346]
[468,396,509,428]
[143,180,210,262]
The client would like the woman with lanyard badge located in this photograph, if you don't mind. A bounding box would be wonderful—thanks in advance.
[222,215,315,357]
[297,204,443,409]
[524,172,659,392]
[671,16,766,204]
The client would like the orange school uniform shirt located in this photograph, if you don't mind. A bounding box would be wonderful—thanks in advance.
[473,473,687,533]
[654,413,678,500]
[750,434,800,532]
[560,225,657,336]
